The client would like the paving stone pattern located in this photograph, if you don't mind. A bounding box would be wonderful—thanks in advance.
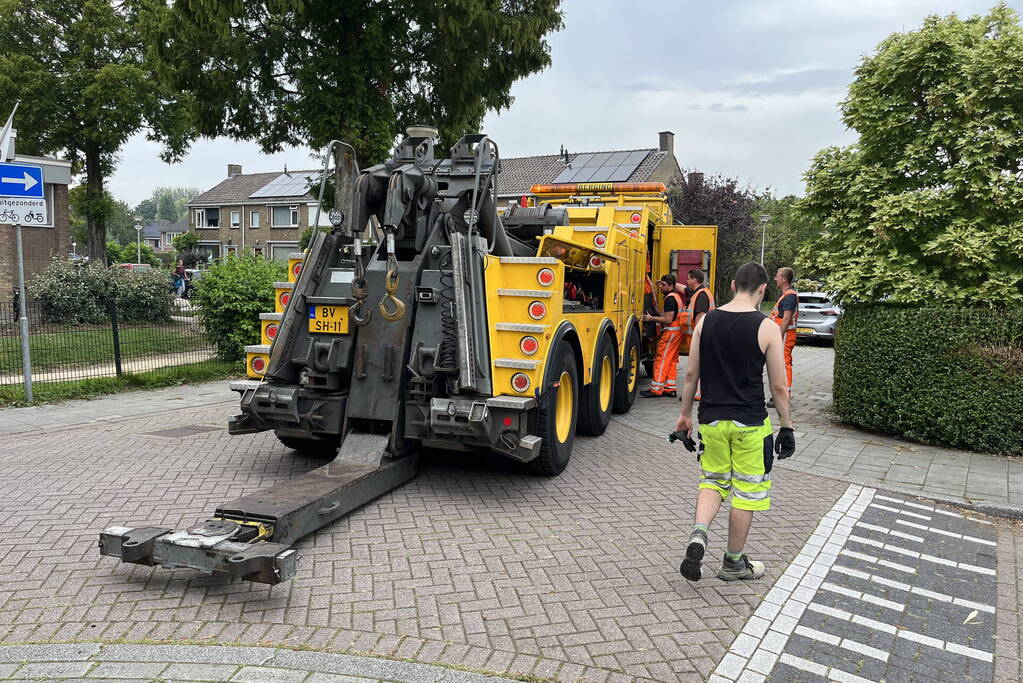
[0,383,845,681]
[713,485,1000,682]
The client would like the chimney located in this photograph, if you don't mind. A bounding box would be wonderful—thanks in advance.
[227,164,242,178]
[658,131,675,156]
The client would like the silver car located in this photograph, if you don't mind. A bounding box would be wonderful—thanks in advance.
[795,292,841,342]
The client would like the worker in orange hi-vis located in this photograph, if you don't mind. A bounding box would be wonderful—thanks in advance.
[678,269,716,400]
[641,274,684,398]
[769,267,799,408]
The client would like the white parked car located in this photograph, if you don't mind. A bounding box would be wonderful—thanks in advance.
[795,292,842,342]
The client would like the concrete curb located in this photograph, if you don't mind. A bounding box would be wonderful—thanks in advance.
[0,642,528,682]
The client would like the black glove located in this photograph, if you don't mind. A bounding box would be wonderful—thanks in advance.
[775,427,795,459]
[667,430,697,452]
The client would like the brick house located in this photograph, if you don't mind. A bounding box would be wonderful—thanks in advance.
[496,131,682,206]
[186,165,323,261]
[0,131,71,301]
[141,220,187,252]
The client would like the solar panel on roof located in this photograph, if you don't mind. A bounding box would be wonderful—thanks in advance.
[606,150,649,182]
[249,173,316,199]
[585,152,611,167]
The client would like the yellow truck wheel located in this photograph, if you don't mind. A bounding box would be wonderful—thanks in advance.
[613,326,641,414]
[578,334,616,436]
[529,343,578,475]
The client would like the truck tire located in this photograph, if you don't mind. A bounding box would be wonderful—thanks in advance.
[276,433,339,458]
[529,343,579,475]
[578,333,616,436]
[613,326,641,414]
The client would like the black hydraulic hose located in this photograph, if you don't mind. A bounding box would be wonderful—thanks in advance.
[437,215,458,374]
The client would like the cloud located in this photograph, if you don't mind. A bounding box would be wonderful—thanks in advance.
[728,68,853,97]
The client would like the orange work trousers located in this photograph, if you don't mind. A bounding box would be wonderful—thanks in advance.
[783,330,796,388]
[650,327,682,395]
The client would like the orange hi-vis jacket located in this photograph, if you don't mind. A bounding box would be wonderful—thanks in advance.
[771,288,799,334]
[663,292,684,331]
[686,286,716,333]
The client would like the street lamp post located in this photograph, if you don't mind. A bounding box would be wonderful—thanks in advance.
[758,214,771,265]
[134,224,143,264]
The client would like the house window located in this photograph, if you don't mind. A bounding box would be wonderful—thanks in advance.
[194,208,219,228]
[272,205,299,228]
[196,241,220,260]
[165,232,181,248]
[230,211,240,229]
[224,244,238,257]
[268,242,298,261]
[249,210,260,228]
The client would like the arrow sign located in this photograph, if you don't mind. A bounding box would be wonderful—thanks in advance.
[0,162,43,198]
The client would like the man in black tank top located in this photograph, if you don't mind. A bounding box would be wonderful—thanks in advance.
[673,262,796,582]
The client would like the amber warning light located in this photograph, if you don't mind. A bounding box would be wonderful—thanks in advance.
[530,182,667,195]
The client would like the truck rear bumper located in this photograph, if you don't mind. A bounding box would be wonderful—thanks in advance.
[421,395,541,461]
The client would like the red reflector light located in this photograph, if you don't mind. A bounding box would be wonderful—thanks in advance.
[293,262,302,277]
[629,229,639,239]
[503,416,513,427]
[520,336,539,356]
[630,212,641,223]
[537,268,555,287]
[511,372,531,393]
[589,255,603,268]
[251,356,266,373]
[280,292,290,307]
[593,234,607,248]
[528,301,547,320]
[266,323,278,339]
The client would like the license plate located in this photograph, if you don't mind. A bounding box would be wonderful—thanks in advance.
[308,304,349,334]
[795,327,814,334]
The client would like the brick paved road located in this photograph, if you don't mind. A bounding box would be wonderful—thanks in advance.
[0,390,844,681]
[0,344,1019,682]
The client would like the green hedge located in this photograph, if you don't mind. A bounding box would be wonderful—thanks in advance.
[190,255,286,361]
[834,305,1023,455]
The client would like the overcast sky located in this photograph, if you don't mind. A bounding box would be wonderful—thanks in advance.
[106,0,1019,206]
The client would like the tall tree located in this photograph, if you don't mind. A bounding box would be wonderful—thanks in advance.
[156,193,178,222]
[667,172,762,299]
[0,0,189,263]
[798,3,1023,305]
[755,194,824,298]
[140,0,563,205]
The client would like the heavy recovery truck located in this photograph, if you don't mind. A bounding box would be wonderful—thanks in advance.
[99,131,717,585]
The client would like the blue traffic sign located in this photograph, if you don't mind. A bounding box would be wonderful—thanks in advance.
[0,162,43,199]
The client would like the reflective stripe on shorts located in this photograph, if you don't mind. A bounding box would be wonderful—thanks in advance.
[696,418,774,511]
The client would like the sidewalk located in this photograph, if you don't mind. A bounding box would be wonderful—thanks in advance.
[0,379,236,435]
[622,344,1023,517]
[0,643,522,682]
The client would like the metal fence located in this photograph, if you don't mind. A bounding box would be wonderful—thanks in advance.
[0,298,217,389]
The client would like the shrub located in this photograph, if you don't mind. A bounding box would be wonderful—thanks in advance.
[28,258,174,324]
[106,241,159,267]
[834,305,1023,455]
[190,254,286,360]
[172,231,199,253]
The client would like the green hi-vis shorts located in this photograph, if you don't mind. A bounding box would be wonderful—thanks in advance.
[698,418,774,511]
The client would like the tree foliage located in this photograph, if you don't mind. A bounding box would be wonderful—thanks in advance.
[0,0,189,263]
[139,0,563,165]
[797,4,1023,305]
[667,172,762,299]
[172,231,199,253]
[69,186,139,245]
[756,194,825,298]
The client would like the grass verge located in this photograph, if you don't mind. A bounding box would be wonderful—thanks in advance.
[0,360,243,407]
[0,324,202,373]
